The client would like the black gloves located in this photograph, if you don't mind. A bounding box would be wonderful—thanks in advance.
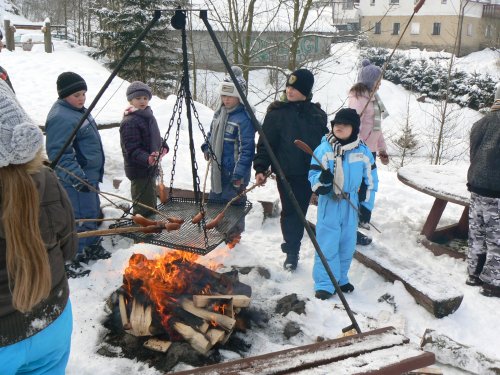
[74,181,91,193]
[316,185,332,195]
[359,205,371,224]
[319,169,333,184]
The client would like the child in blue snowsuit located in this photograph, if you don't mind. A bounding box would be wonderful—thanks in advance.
[308,108,378,300]
[201,66,255,241]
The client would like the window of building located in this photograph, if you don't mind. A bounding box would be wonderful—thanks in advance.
[466,24,473,36]
[411,22,420,35]
[392,23,400,35]
[343,0,354,9]
[390,0,399,4]
[441,0,447,3]
[432,22,441,35]
[370,0,375,6]
[375,22,381,34]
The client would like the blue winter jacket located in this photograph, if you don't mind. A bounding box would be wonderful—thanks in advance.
[202,104,255,185]
[45,99,105,187]
[309,135,378,214]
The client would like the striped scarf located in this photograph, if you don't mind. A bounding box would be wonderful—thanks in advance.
[326,133,360,196]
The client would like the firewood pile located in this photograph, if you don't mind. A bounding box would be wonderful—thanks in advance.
[115,252,252,356]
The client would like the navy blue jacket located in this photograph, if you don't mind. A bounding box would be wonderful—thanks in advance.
[120,107,164,180]
[45,100,105,187]
[202,104,255,185]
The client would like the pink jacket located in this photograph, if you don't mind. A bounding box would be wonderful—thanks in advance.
[348,92,387,153]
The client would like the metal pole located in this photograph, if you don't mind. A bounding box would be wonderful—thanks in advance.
[50,10,162,169]
[199,10,361,334]
[177,10,200,203]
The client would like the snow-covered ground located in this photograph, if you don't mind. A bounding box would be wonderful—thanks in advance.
[1,36,499,374]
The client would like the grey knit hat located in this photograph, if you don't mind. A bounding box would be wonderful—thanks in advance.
[219,66,247,100]
[126,81,152,101]
[358,59,382,91]
[0,80,44,168]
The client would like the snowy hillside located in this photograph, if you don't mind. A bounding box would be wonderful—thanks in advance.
[1,36,499,374]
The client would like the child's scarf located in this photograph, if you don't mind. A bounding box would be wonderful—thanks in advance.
[326,133,360,196]
[209,105,228,194]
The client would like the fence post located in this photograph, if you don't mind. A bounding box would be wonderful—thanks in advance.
[4,19,15,51]
[43,18,52,53]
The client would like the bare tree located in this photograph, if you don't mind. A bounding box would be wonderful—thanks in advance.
[391,93,420,168]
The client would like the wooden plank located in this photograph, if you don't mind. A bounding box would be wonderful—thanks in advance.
[354,245,463,318]
[420,198,448,239]
[171,327,434,374]
[421,329,500,375]
[193,295,251,308]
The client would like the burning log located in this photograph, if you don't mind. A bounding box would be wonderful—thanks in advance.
[173,322,212,355]
[205,328,225,346]
[181,299,236,332]
[128,299,153,336]
[143,338,172,353]
[193,295,251,308]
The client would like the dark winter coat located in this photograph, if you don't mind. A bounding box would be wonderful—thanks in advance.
[120,106,164,180]
[467,111,500,198]
[201,104,255,185]
[253,100,328,177]
[45,99,105,187]
[0,167,78,347]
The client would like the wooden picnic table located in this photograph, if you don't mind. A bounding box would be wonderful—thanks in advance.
[397,164,470,259]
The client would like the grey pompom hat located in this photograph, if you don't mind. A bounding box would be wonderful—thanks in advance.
[126,81,153,101]
[0,80,44,168]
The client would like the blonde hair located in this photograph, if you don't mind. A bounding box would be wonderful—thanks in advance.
[0,151,51,313]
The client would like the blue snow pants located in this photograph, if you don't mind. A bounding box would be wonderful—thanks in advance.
[65,182,102,253]
[314,197,358,293]
[0,300,72,375]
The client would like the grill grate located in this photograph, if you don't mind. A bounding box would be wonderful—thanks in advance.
[110,197,252,255]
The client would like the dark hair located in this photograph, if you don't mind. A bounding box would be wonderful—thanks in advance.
[349,82,370,98]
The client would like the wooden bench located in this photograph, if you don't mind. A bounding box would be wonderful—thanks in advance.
[172,326,435,374]
[354,244,463,318]
[397,165,469,259]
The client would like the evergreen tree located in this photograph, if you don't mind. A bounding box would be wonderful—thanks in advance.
[92,0,183,97]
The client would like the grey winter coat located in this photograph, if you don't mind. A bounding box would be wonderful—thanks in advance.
[467,111,500,198]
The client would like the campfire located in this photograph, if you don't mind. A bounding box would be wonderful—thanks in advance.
[114,251,252,356]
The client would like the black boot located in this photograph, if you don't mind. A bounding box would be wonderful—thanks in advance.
[283,253,299,271]
[340,283,355,293]
[356,231,372,246]
[315,290,333,300]
[480,283,500,298]
[465,275,483,286]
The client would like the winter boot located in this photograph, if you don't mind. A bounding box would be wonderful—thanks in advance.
[65,261,91,279]
[340,283,355,293]
[465,275,483,286]
[283,253,299,271]
[315,290,333,300]
[356,231,372,246]
[480,283,500,298]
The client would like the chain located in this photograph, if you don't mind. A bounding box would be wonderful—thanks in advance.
[168,83,185,195]
[191,100,222,173]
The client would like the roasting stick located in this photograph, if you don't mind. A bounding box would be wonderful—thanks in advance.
[192,159,212,224]
[76,217,132,223]
[77,223,180,238]
[55,165,170,220]
[294,139,381,233]
[204,171,269,230]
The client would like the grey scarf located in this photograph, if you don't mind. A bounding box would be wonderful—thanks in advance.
[210,105,239,194]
